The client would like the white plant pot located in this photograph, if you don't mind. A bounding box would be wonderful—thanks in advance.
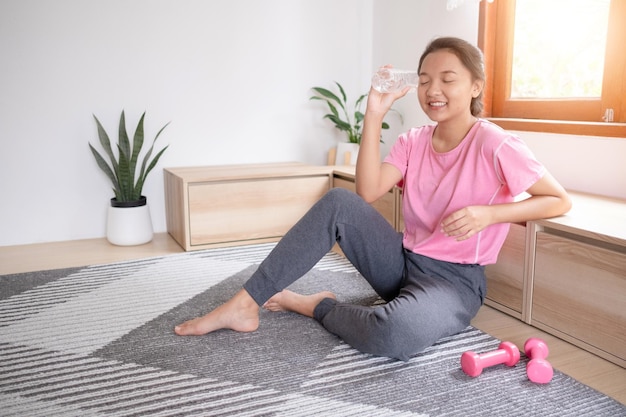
[335,142,360,165]
[106,196,153,246]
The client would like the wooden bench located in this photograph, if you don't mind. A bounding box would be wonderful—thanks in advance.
[486,192,626,367]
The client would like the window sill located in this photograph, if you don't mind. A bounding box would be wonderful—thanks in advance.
[487,118,626,138]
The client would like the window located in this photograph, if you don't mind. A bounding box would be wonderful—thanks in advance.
[478,0,626,137]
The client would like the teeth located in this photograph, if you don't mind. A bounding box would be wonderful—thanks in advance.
[430,102,446,107]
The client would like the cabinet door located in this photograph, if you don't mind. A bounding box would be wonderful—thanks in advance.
[484,223,526,317]
[188,176,329,246]
[531,231,626,365]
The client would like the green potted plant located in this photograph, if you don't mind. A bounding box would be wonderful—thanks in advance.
[89,111,169,246]
[310,81,402,164]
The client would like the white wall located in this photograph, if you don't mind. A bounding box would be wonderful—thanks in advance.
[0,0,371,246]
[518,132,626,199]
[1,0,624,247]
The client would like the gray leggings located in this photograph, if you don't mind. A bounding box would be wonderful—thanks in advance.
[243,188,486,361]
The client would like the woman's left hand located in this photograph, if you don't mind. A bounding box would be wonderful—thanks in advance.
[441,205,493,241]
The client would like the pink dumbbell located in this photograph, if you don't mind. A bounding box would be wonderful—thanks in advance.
[461,341,520,377]
[524,338,553,384]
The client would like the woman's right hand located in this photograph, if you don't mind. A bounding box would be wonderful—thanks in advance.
[366,65,411,115]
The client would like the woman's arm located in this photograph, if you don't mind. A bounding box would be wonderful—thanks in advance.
[355,87,405,203]
[441,171,572,241]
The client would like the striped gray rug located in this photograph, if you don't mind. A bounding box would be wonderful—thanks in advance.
[1,243,624,417]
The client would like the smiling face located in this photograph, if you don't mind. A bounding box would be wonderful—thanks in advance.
[417,49,484,124]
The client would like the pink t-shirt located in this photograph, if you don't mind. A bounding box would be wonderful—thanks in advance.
[384,119,545,265]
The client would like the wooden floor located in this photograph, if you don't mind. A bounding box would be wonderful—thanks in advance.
[1,233,624,405]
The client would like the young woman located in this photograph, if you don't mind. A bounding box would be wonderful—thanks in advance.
[175,37,571,361]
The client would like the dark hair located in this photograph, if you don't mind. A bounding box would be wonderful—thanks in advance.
[418,37,485,117]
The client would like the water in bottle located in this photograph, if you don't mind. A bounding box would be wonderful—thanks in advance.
[371,68,419,93]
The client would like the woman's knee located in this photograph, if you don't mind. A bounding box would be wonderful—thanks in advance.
[314,188,372,224]
[323,187,361,206]
[384,331,432,361]
[362,312,435,361]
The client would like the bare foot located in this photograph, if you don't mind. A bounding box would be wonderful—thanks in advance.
[262,290,336,318]
[174,289,259,336]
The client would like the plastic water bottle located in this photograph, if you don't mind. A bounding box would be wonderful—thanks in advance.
[371,68,419,93]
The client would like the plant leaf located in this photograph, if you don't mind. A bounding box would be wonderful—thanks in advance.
[153,121,171,143]
[324,114,351,131]
[129,112,145,192]
[135,145,169,198]
[325,101,340,118]
[115,111,133,200]
[355,94,367,108]
[311,96,341,119]
[89,143,121,197]
[93,115,118,174]
[311,87,342,105]
[144,145,169,178]
[135,122,170,198]
[118,111,131,166]
[116,143,132,200]
[335,82,347,104]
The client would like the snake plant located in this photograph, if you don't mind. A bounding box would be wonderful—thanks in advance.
[89,111,169,202]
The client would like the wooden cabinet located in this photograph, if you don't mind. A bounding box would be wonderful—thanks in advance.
[484,223,527,319]
[164,163,332,250]
[163,163,401,251]
[480,192,626,367]
[530,227,626,367]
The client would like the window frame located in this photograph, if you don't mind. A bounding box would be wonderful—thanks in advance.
[478,0,626,138]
